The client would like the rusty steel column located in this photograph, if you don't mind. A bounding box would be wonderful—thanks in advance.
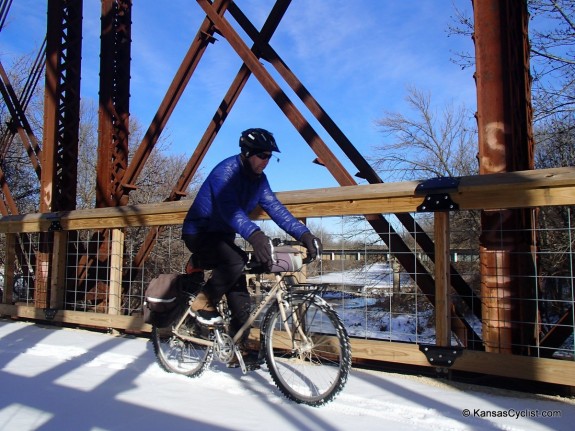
[38,0,83,308]
[41,0,82,213]
[68,1,133,315]
[97,0,131,208]
[473,0,536,354]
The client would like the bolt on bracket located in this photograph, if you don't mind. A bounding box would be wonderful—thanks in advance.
[419,345,463,368]
[44,308,58,321]
[415,177,460,212]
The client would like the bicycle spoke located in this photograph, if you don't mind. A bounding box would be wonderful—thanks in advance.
[262,294,351,406]
[152,303,213,377]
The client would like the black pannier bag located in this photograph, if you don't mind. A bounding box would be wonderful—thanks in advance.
[143,273,200,327]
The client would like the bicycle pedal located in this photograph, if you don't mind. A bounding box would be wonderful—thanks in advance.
[245,362,261,371]
[226,361,261,371]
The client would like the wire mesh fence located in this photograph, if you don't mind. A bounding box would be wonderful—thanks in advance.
[1,207,573,361]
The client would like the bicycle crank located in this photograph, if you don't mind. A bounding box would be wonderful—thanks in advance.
[213,330,235,363]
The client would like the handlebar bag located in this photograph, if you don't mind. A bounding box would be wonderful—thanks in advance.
[270,246,303,272]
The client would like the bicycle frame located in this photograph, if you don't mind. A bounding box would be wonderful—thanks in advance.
[172,272,309,353]
[151,247,351,406]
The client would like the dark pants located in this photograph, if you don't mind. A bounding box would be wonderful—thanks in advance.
[183,232,251,334]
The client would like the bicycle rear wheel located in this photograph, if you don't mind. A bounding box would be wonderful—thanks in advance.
[261,293,351,406]
[151,303,213,377]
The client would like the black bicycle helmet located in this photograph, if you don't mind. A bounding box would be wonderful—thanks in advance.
[239,128,280,157]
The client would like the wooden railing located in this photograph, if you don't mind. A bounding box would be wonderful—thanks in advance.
[1,166,575,387]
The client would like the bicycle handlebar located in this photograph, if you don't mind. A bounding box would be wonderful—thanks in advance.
[246,238,319,271]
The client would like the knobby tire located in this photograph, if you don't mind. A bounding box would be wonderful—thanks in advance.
[151,300,213,378]
[261,293,351,406]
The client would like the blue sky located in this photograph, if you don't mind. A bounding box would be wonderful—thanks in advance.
[1,1,476,193]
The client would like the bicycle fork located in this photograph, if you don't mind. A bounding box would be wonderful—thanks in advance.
[277,295,314,357]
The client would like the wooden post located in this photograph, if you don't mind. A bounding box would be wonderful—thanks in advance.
[434,212,451,347]
[49,230,68,308]
[2,233,16,304]
[108,228,124,316]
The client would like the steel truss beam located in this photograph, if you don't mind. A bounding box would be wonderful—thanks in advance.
[129,0,292,276]
[197,0,483,343]
[41,0,82,212]
[3,1,545,351]
[97,0,132,208]
[227,0,483,337]
[36,0,83,308]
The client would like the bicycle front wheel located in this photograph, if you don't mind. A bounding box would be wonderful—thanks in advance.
[151,304,213,378]
[261,293,351,406]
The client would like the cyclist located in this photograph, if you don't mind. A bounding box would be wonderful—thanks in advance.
[181,128,322,341]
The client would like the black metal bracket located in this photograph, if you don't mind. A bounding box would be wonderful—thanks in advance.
[419,345,463,368]
[415,177,460,212]
[417,193,459,212]
[49,220,63,231]
[44,308,58,321]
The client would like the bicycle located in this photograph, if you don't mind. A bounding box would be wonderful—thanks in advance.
[151,239,351,406]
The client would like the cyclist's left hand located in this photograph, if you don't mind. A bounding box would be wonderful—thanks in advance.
[301,232,322,260]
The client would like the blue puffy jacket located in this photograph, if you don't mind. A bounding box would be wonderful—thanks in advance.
[182,155,310,241]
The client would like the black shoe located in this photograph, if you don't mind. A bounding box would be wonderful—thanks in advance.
[190,309,223,325]
[227,350,263,370]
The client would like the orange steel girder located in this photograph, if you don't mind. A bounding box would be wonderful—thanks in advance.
[68,0,133,311]
[65,0,480,342]
[119,0,231,199]
[228,1,483,334]
[96,0,131,208]
[0,62,43,182]
[41,0,82,213]
[35,0,83,308]
[198,0,484,342]
[473,0,537,354]
[0,3,44,299]
[129,0,292,275]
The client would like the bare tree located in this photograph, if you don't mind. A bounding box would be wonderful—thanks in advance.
[0,55,44,214]
[449,0,575,126]
[130,142,200,205]
[76,100,98,209]
[372,87,478,181]
[528,0,575,124]
[74,102,203,208]
[372,87,480,251]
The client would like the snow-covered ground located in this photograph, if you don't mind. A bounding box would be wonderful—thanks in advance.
[307,262,407,294]
[307,263,453,344]
[1,320,574,431]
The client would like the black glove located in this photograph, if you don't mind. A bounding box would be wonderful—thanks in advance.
[300,232,322,260]
[248,230,273,270]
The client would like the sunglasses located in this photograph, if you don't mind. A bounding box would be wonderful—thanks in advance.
[254,152,273,160]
